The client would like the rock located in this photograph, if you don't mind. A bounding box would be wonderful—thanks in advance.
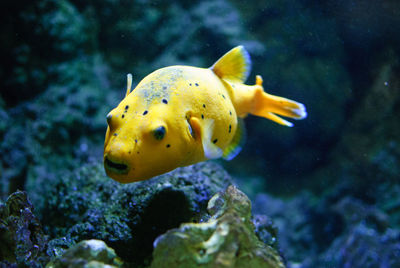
[46,239,122,268]
[317,223,400,268]
[0,190,49,267]
[252,181,400,268]
[37,161,231,266]
[252,214,279,250]
[252,192,318,266]
[151,185,285,268]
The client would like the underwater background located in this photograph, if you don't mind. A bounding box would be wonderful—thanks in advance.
[1,0,399,267]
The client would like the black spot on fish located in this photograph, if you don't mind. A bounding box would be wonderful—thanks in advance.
[189,83,192,86]
[125,105,129,110]
[162,99,168,104]
[229,125,232,133]
[137,151,140,154]
[195,83,199,86]
[213,139,218,144]
[143,110,148,115]
[135,139,138,143]
[201,114,204,119]
[166,144,171,148]
[222,94,226,99]
[113,133,118,136]
[122,114,125,118]
[128,151,131,154]
[229,111,232,116]
[163,86,167,90]
[203,104,206,108]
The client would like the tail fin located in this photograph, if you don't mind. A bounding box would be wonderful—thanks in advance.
[252,75,307,127]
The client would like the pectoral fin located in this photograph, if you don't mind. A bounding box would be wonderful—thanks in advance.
[189,117,223,159]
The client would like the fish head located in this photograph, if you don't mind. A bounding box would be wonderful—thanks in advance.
[104,101,191,183]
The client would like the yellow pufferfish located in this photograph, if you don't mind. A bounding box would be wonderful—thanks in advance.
[104,46,307,183]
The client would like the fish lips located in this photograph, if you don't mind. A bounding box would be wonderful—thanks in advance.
[104,156,129,175]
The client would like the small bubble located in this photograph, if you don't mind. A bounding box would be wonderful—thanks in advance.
[384,81,389,86]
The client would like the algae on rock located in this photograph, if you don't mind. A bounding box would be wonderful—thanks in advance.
[151,185,285,268]
[46,239,122,268]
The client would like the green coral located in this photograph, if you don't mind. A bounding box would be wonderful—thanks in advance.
[151,185,285,268]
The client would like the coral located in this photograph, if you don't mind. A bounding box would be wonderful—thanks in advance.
[151,185,284,268]
[46,239,122,268]
[0,191,49,267]
[34,162,231,266]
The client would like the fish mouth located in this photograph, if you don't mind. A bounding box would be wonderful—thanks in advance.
[104,157,129,174]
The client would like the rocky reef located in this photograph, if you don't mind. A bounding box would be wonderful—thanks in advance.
[37,162,232,266]
[0,163,283,267]
[152,185,284,268]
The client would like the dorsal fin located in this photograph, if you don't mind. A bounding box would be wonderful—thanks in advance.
[126,73,133,97]
[223,118,246,160]
[210,46,251,83]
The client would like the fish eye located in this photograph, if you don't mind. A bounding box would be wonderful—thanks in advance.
[153,126,166,140]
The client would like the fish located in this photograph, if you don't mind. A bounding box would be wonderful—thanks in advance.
[103,46,307,183]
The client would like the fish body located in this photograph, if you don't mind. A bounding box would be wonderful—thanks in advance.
[104,46,307,183]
